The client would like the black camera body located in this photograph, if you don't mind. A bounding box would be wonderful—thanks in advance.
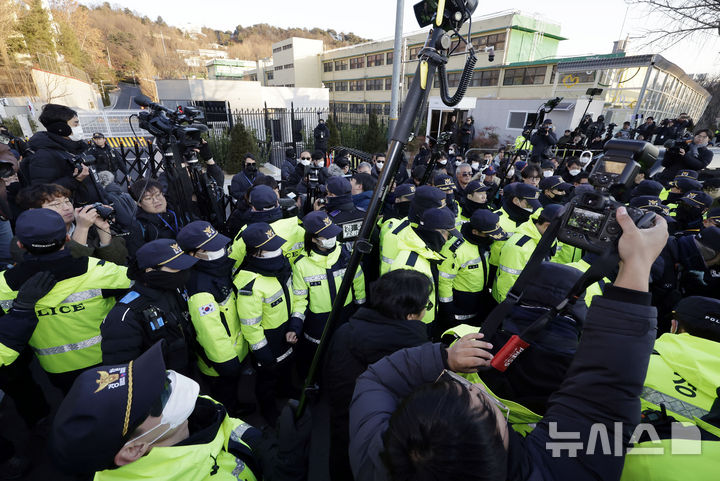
[89,202,115,222]
[557,139,659,253]
[135,95,208,159]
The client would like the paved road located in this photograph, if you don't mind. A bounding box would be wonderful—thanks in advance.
[113,82,143,110]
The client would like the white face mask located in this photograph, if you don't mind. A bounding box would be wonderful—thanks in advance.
[300,159,311,166]
[569,169,581,176]
[543,170,554,178]
[197,247,226,261]
[260,248,283,258]
[316,236,336,249]
[455,160,462,166]
[69,126,84,141]
[125,370,199,447]
[438,159,447,165]
[376,161,384,169]
[315,161,324,168]
[521,205,535,212]
[448,149,455,155]
[506,169,515,178]
[580,157,591,165]
[471,161,479,170]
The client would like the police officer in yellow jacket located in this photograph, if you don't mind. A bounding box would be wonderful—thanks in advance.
[291,211,366,378]
[621,296,720,481]
[389,207,457,337]
[380,185,446,276]
[439,210,509,327]
[50,341,312,481]
[177,220,250,416]
[455,180,491,227]
[494,182,542,235]
[229,185,305,269]
[0,209,131,393]
[234,223,296,425]
[493,204,563,303]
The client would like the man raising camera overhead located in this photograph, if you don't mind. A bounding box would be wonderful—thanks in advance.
[657,129,713,186]
[24,104,104,205]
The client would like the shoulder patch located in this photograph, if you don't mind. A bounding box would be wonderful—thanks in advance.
[119,291,140,304]
[198,303,216,316]
[449,239,463,253]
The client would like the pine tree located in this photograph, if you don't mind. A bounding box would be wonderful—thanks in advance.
[361,113,388,154]
[17,0,56,58]
[326,117,340,148]
[227,122,260,173]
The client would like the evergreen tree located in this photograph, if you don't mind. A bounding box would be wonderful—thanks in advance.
[361,113,388,154]
[227,122,260,173]
[326,117,340,148]
[17,0,56,58]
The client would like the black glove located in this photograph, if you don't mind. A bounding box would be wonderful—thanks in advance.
[253,344,276,368]
[198,141,213,161]
[274,400,312,481]
[12,271,57,311]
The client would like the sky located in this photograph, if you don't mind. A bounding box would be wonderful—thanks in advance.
[81,0,720,75]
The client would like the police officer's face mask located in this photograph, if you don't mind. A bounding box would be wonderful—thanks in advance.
[125,370,199,447]
[196,248,226,261]
[315,236,336,249]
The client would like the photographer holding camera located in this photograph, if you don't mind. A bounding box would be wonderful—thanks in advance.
[529,119,558,164]
[14,184,127,265]
[657,129,713,186]
[24,104,103,205]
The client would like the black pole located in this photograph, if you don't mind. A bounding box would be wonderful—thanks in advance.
[295,26,448,418]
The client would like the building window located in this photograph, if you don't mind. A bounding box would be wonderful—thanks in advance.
[366,78,383,90]
[508,111,539,129]
[386,51,394,64]
[405,75,414,90]
[368,103,384,114]
[323,62,333,72]
[284,63,294,69]
[274,65,283,71]
[335,60,348,71]
[266,71,274,80]
[349,103,365,113]
[502,66,547,86]
[434,72,462,88]
[385,77,392,90]
[470,69,500,87]
[350,56,365,69]
[335,103,348,112]
[551,66,596,84]
[327,82,333,92]
[383,103,391,115]
[272,46,282,53]
[471,32,506,51]
[335,81,348,91]
[282,44,292,50]
[408,46,422,58]
[350,80,365,91]
[367,53,384,67]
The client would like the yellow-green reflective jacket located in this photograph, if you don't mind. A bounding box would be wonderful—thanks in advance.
[439,238,490,301]
[291,245,366,321]
[565,258,608,307]
[620,333,720,481]
[95,397,257,481]
[188,289,248,377]
[379,218,414,276]
[229,217,305,268]
[0,342,19,367]
[0,258,130,373]
[493,220,547,303]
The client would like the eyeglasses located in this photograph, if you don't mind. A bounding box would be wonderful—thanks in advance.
[45,199,73,209]
[142,192,164,202]
[436,370,510,420]
[460,172,472,177]
[300,157,311,160]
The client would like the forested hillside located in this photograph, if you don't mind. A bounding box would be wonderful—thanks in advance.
[1,0,367,89]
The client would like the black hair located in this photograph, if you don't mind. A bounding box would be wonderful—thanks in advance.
[382,379,507,481]
[244,153,256,161]
[566,158,581,167]
[520,165,541,179]
[368,270,433,320]
[375,152,386,159]
[352,172,375,192]
[312,150,325,161]
[253,175,278,190]
[16,183,72,210]
[695,128,712,138]
[38,104,77,128]
[412,165,427,180]
[129,179,164,202]
[285,147,295,159]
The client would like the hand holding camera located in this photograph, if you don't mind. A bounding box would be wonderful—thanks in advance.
[73,164,90,181]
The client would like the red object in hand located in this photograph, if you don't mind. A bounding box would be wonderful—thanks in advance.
[490,335,530,372]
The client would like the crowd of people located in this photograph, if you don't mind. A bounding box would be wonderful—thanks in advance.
[0,102,719,481]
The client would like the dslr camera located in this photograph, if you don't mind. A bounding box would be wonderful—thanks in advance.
[89,202,115,222]
[558,139,658,254]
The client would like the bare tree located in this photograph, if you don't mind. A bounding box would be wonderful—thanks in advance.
[36,71,70,104]
[697,75,720,129]
[628,0,720,46]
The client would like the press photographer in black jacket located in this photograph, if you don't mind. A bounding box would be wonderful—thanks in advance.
[25,104,102,205]
[657,129,713,186]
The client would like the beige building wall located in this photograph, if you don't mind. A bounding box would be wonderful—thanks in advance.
[31,68,100,111]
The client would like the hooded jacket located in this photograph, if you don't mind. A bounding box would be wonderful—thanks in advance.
[324,307,428,481]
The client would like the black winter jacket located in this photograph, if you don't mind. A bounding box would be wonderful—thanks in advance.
[324,307,428,481]
[26,132,102,204]
[349,285,657,481]
[125,208,186,257]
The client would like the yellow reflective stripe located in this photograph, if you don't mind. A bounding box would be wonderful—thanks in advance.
[33,335,102,356]
[240,316,262,326]
[61,289,102,303]
[499,265,522,275]
[250,338,268,351]
[262,290,283,304]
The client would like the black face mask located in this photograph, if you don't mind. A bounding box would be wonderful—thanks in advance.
[245,165,257,175]
[464,199,487,216]
[460,222,493,247]
[141,270,191,290]
[249,206,282,224]
[394,202,411,218]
